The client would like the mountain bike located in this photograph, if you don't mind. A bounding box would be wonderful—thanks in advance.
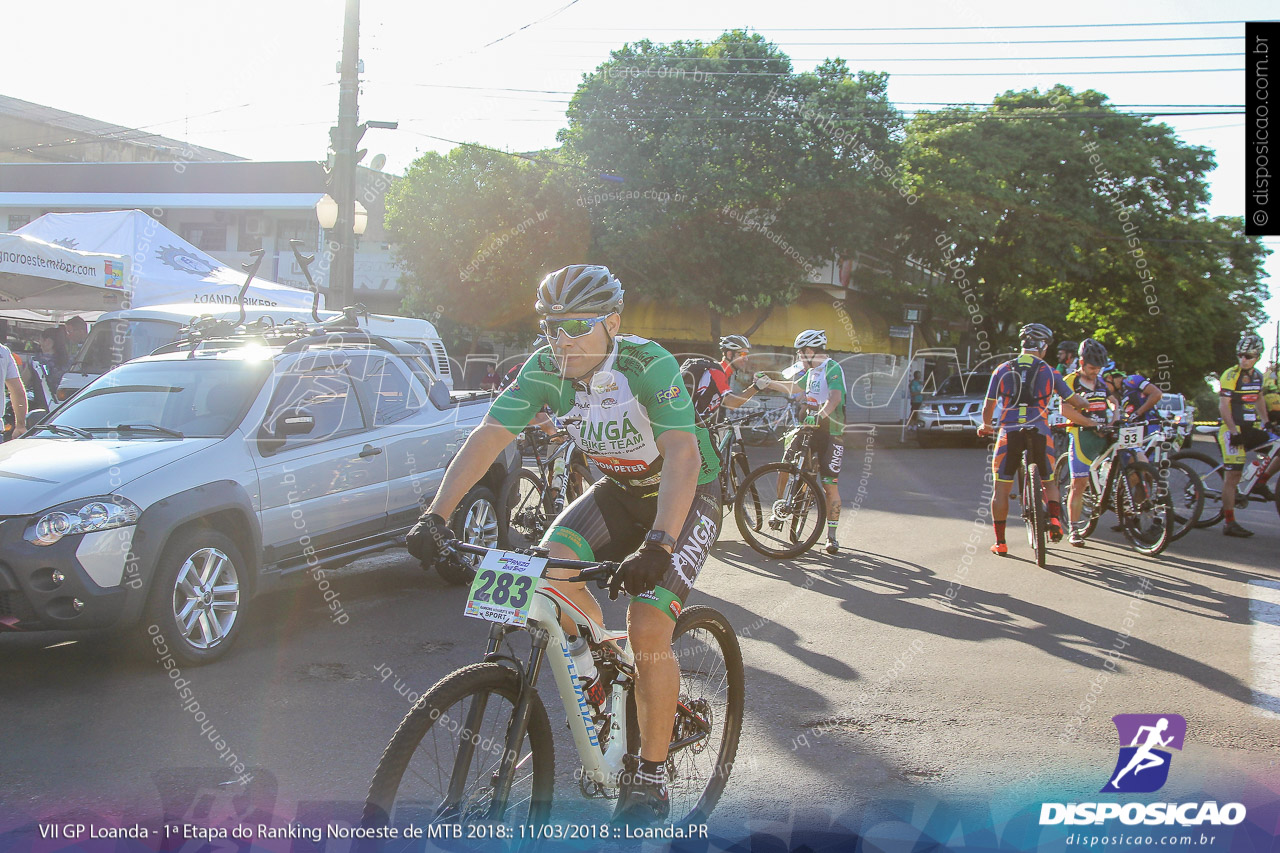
[711,410,764,520]
[1005,427,1048,567]
[1173,425,1280,527]
[742,397,800,445]
[504,417,593,549]
[734,424,828,558]
[1131,417,1204,540]
[362,540,744,841]
[1053,424,1174,556]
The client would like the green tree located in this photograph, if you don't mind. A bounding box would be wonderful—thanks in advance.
[904,86,1269,391]
[385,146,589,343]
[559,30,913,338]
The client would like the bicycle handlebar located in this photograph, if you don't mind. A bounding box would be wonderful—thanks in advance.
[444,540,619,586]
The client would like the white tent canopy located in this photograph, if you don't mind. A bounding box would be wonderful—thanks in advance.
[0,231,130,311]
[16,210,319,311]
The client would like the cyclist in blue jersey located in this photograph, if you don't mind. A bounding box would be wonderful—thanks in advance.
[978,323,1093,555]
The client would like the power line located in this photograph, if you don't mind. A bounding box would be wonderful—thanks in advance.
[542,35,1243,45]
[532,51,1239,63]
[425,0,582,69]
[547,20,1250,32]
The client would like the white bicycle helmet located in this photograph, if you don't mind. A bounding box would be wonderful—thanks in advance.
[535,265,624,316]
[794,329,827,350]
[719,334,750,352]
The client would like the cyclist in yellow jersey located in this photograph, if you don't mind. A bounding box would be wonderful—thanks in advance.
[1218,333,1280,537]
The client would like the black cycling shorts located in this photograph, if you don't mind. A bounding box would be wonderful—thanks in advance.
[811,429,844,484]
[544,477,722,620]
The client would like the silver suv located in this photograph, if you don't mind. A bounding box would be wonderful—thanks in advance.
[914,372,992,447]
[0,330,518,663]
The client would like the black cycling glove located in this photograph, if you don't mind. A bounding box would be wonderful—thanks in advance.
[608,543,671,600]
[406,512,452,563]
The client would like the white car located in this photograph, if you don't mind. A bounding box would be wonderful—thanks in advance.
[0,328,516,663]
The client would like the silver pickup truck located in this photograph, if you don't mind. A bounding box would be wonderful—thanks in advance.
[0,329,517,663]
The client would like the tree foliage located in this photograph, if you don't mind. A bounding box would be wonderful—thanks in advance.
[903,86,1269,391]
[558,30,913,336]
[385,146,589,342]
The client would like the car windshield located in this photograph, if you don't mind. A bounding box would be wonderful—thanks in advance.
[935,374,991,397]
[71,319,180,373]
[50,358,271,437]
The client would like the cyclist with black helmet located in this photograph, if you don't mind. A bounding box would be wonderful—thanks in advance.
[755,329,847,553]
[1218,332,1279,537]
[1062,338,1123,546]
[1056,340,1079,376]
[405,264,722,824]
[978,323,1092,555]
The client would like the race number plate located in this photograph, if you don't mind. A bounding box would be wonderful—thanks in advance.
[463,550,546,626]
[1117,425,1145,447]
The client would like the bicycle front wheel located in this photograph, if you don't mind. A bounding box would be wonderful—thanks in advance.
[733,462,827,558]
[1171,450,1226,527]
[1165,460,1205,541]
[363,663,555,835]
[1118,460,1173,556]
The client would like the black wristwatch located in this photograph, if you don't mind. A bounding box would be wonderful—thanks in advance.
[644,530,676,550]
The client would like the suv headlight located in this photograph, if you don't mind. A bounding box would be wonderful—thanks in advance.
[25,497,141,546]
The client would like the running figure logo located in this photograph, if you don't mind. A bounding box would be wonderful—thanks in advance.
[1103,713,1187,793]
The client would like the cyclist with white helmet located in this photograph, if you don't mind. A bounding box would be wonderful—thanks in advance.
[716,334,764,410]
[756,329,847,554]
[1218,332,1279,537]
[405,264,722,824]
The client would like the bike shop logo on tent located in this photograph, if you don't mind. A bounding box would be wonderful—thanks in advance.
[157,245,216,276]
[1103,713,1186,793]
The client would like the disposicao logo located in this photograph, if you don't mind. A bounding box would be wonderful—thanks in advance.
[1040,713,1246,827]
[1104,713,1185,793]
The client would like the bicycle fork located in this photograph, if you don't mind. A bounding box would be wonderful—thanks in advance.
[441,624,550,821]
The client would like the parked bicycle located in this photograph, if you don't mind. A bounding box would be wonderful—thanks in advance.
[741,396,800,445]
[1053,424,1174,556]
[363,540,744,837]
[734,424,828,558]
[711,410,765,519]
[1173,424,1280,527]
[504,416,593,550]
[1130,417,1204,541]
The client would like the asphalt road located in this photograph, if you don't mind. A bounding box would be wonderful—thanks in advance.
[2,433,1277,843]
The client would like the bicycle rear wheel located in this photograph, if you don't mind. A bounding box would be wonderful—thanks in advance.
[733,462,827,558]
[1024,461,1046,567]
[664,605,745,824]
[505,470,547,548]
[1165,460,1204,541]
[1118,460,1173,556]
[363,663,554,836]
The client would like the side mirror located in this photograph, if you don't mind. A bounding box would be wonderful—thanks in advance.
[276,408,316,437]
[26,409,49,426]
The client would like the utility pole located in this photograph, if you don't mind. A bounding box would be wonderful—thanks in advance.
[332,0,363,309]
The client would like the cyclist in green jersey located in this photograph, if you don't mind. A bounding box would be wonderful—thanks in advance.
[406,264,721,824]
[756,329,847,554]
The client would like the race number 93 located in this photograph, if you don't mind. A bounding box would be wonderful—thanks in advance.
[1117,425,1145,447]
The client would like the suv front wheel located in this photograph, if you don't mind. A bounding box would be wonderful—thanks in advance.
[142,528,247,665]
[436,485,502,585]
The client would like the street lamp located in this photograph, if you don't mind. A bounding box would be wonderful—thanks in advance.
[353,201,368,236]
[315,194,338,230]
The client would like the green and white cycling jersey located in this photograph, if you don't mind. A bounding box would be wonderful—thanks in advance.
[791,356,846,436]
[489,335,720,491]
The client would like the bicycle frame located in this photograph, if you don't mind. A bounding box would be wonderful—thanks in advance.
[457,580,634,817]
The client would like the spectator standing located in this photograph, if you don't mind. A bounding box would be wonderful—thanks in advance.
[480,364,500,391]
[37,326,71,397]
[909,371,924,417]
[64,315,89,362]
[1,341,27,441]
